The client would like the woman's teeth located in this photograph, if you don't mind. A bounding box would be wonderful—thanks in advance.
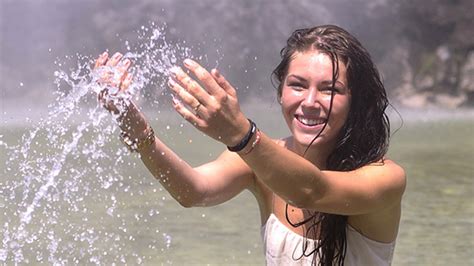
[296,115,326,126]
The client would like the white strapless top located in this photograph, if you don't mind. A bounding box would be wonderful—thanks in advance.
[261,213,396,265]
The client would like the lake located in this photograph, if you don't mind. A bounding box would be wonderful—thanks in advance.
[0,104,473,265]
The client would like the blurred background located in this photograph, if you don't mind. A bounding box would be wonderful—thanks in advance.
[1,0,474,111]
[0,0,473,265]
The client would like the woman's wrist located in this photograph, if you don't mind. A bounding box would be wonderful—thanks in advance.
[120,124,155,152]
[116,102,155,152]
[117,103,149,137]
[227,119,257,152]
[237,128,261,155]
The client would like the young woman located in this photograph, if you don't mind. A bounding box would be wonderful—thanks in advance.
[96,25,406,265]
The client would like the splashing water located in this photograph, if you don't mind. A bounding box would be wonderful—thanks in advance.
[0,23,191,264]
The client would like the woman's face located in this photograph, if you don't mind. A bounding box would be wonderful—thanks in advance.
[280,50,351,151]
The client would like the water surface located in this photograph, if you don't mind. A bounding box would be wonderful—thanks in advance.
[1,106,472,265]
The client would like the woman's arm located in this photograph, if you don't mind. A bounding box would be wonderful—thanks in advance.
[240,133,406,215]
[95,52,255,208]
[171,59,406,216]
[137,129,255,207]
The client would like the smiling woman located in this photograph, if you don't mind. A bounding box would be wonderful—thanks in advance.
[95,24,405,265]
[280,51,351,153]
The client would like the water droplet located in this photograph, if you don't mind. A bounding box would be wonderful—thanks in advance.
[1,21,191,264]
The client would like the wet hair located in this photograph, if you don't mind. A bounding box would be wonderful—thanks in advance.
[271,25,390,265]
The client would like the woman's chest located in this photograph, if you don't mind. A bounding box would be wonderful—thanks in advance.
[258,182,320,239]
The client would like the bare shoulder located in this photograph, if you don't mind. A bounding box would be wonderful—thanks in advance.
[385,159,406,182]
[363,159,406,191]
[358,159,406,214]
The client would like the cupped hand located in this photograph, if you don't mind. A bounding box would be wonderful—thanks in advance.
[94,51,133,114]
[168,59,250,147]
[94,51,149,137]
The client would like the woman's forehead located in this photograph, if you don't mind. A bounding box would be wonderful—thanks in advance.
[290,50,343,66]
[288,51,348,81]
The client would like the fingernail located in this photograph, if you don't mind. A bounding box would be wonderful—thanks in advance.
[168,77,176,87]
[169,66,179,77]
[120,59,131,67]
[213,69,221,78]
[101,51,108,57]
[124,75,133,83]
[171,94,181,105]
[113,52,122,59]
[183,58,195,67]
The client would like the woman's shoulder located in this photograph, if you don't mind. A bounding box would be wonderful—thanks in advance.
[360,158,407,201]
[381,159,406,181]
[366,158,405,177]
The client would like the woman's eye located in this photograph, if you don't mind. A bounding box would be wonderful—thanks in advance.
[289,83,304,91]
[321,87,340,94]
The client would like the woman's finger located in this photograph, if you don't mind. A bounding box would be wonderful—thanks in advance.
[117,59,131,74]
[172,96,205,127]
[183,59,226,98]
[116,59,132,91]
[120,73,133,93]
[106,52,123,67]
[211,68,237,98]
[94,52,109,68]
[170,66,211,107]
[168,78,208,118]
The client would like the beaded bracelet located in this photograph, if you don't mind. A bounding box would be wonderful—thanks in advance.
[227,119,256,152]
[120,125,155,152]
[242,130,261,155]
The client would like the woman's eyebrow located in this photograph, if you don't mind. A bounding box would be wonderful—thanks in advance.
[286,74,307,82]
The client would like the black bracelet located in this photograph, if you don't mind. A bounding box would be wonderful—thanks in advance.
[227,119,256,152]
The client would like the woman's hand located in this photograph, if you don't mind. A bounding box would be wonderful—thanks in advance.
[93,51,148,138]
[168,59,250,147]
[94,51,133,114]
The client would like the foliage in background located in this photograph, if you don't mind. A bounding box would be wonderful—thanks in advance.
[1,0,473,107]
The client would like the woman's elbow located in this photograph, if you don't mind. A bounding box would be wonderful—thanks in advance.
[173,189,207,208]
[285,189,323,209]
[174,194,202,208]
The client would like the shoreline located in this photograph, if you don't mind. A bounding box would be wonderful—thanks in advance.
[1,100,473,128]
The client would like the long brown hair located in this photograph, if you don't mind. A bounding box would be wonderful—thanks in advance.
[272,25,390,265]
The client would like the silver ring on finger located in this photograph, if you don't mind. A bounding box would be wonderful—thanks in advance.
[193,102,202,113]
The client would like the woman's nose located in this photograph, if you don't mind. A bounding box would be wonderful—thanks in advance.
[302,87,320,108]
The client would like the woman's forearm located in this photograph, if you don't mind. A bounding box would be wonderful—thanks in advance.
[239,132,328,208]
[138,137,205,207]
[119,103,205,207]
